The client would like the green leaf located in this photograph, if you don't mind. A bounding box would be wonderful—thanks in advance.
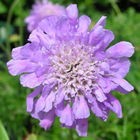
[26,134,37,140]
[0,121,9,140]
[0,2,7,14]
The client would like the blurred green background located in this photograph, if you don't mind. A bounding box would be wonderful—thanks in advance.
[0,0,140,140]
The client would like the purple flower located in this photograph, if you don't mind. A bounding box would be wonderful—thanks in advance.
[7,4,134,136]
[25,0,66,32]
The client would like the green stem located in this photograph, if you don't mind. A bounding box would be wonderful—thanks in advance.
[0,43,11,61]
[19,22,24,46]
[6,0,20,59]
[0,44,6,52]
[69,129,74,140]
[109,0,121,16]
[18,1,24,46]
[72,0,78,4]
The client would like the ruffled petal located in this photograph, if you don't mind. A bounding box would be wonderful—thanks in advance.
[35,96,46,113]
[20,73,44,88]
[54,88,65,106]
[66,4,78,19]
[73,96,90,119]
[93,16,106,28]
[112,78,134,92]
[11,43,33,59]
[100,30,114,50]
[91,97,109,121]
[20,43,38,59]
[115,86,129,94]
[7,60,37,76]
[89,25,104,45]
[76,119,88,137]
[26,86,42,112]
[89,27,114,50]
[94,88,107,102]
[110,58,131,78]
[60,104,74,126]
[11,47,22,59]
[55,102,65,117]
[77,15,91,33]
[85,91,95,104]
[39,109,55,130]
[43,92,56,113]
[98,77,112,93]
[106,41,134,58]
[104,94,122,118]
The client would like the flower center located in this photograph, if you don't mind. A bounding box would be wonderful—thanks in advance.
[49,45,98,100]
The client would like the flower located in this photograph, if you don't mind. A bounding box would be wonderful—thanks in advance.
[7,4,134,136]
[25,0,66,32]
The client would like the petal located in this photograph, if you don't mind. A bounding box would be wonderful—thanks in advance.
[35,96,46,113]
[11,47,22,59]
[89,25,104,45]
[100,62,110,72]
[93,16,106,28]
[60,104,74,126]
[20,73,44,88]
[20,43,37,59]
[28,28,55,46]
[98,78,112,93]
[73,96,90,119]
[42,83,56,97]
[39,109,55,130]
[100,30,114,50]
[55,101,65,117]
[66,4,78,19]
[35,67,48,77]
[7,60,37,76]
[104,94,122,118]
[85,91,95,104]
[26,86,42,112]
[77,15,91,33]
[11,43,32,60]
[112,78,134,92]
[38,16,60,37]
[35,84,54,113]
[91,97,109,121]
[94,88,107,102]
[30,100,39,119]
[76,119,88,137]
[43,92,56,113]
[29,16,60,42]
[115,86,129,94]
[94,51,106,61]
[54,89,65,106]
[110,58,131,78]
[89,28,114,50]
[106,41,134,58]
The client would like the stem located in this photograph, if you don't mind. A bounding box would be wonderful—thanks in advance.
[0,44,11,61]
[19,2,24,46]
[19,23,24,46]
[69,129,74,140]
[0,44,6,52]
[72,0,78,4]
[6,0,20,59]
[109,0,121,16]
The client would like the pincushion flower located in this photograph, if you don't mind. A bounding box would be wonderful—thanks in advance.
[25,0,66,32]
[7,4,134,136]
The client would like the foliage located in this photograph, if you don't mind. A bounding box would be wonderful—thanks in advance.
[0,121,9,140]
[0,0,140,140]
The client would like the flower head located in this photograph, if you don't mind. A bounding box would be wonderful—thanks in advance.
[7,4,134,136]
[25,0,66,32]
